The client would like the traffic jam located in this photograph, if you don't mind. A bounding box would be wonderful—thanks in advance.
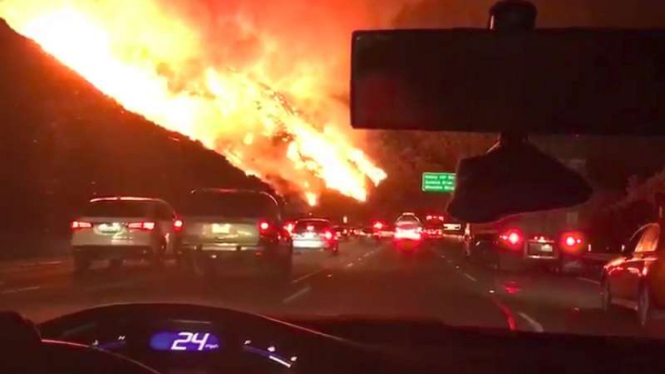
[24,186,665,336]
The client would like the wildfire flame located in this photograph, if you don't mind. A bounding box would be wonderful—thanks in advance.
[1,1,387,205]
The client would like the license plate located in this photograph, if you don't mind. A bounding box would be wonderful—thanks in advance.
[212,224,231,234]
[540,244,553,252]
[97,223,122,233]
[216,245,238,251]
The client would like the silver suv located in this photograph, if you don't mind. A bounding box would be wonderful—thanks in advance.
[71,197,181,273]
[178,189,292,279]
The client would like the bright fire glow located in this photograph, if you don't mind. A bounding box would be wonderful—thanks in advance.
[1,2,387,205]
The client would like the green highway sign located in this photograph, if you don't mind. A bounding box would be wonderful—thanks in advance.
[422,172,456,192]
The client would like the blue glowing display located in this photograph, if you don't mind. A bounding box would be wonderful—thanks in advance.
[149,331,221,351]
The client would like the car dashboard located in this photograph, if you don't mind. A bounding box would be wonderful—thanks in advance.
[52,317,296,374]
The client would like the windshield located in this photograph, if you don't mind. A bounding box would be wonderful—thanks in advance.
[3,0,665,344]
[82,200,152,218]
[294,220,331,232]
[184,192,278,219]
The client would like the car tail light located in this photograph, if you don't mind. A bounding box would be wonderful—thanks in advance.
[561,231,584,252]
[499,229,523,249]
[71,221,92,230]
[259,221,271,234]
[373,221,384,230]
[324,230,334,240]
[128,221,156,231]
[173,219,184,232]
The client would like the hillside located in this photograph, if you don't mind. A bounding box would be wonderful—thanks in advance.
[0,19,268,256]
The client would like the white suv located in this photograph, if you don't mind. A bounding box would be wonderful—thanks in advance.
[70,197,182,273]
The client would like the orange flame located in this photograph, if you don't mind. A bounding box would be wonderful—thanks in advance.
[1,2,387,205]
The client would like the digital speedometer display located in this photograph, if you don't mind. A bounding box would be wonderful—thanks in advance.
[149,331,221,351]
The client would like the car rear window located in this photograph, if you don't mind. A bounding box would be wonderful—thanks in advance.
[396,217,420,225]
[185,192,278,219]
[83,200,151,217]
[294,220,331,231]
[397,223,420,230]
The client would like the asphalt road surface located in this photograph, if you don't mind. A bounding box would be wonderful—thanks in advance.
[0,237,660,338]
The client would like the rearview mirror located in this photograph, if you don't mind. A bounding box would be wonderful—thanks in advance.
[351,29,665,135]
[447,137,592,223]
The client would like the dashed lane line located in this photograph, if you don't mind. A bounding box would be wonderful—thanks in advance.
[463,273,477,282]
[290,268,327,285]
[517,311,545,333]
[0,286,41,295]
[576,277,601,285]
[282,286,312,304]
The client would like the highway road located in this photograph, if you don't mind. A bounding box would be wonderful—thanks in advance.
[0,238,660,338]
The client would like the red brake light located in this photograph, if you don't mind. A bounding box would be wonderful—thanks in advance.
[173,219,184,232]
[71,221,92,230]
[259,221,270,233]
[561,231,584,252]
[500,229,523,249]
[373,221,384,230]
[508,232,520,245]
[128,221,155,231]
[324,231,333,240]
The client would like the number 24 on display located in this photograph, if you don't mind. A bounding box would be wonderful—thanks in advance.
[170,332,211,351]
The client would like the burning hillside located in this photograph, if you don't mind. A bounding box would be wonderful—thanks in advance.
[0,0,399,205]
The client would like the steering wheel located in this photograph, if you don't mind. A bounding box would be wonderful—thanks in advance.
[0,311,159,374]
[36,303,424,374]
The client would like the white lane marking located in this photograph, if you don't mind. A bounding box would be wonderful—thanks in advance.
[576,277,601,285]
[37,261,64,266]
[290,268,326,285]
[517,311,544,333]
[346,262,354,268]
[282,286,312,304]
[0,286,41,295]
[463,273,477,282]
